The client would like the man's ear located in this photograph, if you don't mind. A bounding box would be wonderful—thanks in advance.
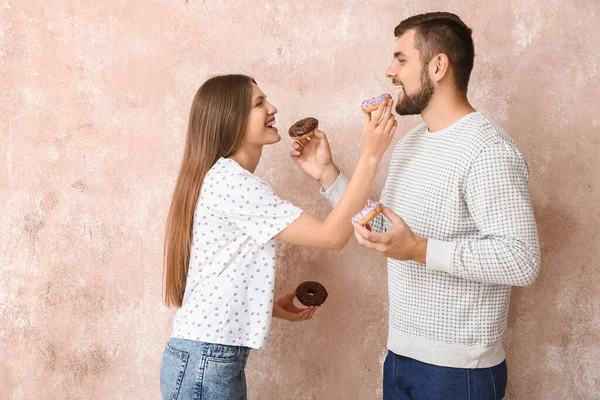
[431,53,450,83]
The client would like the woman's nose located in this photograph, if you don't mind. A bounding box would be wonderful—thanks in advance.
[268,103,278,115]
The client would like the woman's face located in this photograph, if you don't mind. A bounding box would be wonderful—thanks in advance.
[243,83,280,147]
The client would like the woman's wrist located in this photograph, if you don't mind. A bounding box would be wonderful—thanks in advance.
[317,165,340,191]
[358,151,382,166]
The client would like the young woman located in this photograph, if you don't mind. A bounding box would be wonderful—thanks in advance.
[160,74,396,399]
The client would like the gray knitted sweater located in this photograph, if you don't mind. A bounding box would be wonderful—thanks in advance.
[321,112,540,368]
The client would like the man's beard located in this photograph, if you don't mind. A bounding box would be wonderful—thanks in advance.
[395,68,435,116]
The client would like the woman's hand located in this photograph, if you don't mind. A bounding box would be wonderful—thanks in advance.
[273,291,319,322]
[290,129,340,190]
[361,99,398,159]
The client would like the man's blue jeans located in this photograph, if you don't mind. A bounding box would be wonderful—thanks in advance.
[383,351,507,400]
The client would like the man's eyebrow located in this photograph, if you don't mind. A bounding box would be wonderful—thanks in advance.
[394,51,407,58]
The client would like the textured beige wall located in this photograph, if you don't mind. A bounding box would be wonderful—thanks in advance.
[1,0,599,399]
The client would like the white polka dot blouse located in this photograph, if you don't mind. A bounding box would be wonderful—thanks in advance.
[171,157,303,349]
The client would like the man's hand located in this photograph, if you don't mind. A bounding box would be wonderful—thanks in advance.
[353,205,428,263]
[273,291,319,322]
[289,129,340,190]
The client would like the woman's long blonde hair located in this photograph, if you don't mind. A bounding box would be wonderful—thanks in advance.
[163,74,256,307]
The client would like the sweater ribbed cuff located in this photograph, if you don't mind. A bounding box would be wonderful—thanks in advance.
[319,172,349,207]
[426,238,455,273]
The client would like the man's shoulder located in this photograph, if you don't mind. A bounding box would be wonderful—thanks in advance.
[465,114,529,175]
[465,112,518,149]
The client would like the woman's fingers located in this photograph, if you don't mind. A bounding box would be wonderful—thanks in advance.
[292,141,303,151]
[387,119,398,136]
[298,308,311,321]
[284,305,319,322]
[296,137,310,147]
[378,99,394,126]
[384,98,393,119]
[370,101,387,128]
[384,115,396,134]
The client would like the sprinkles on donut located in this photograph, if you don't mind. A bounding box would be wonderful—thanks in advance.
[361,93,392,114]
[352,200,382,226]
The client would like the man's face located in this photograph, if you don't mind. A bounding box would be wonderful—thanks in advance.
[385,29,434,115]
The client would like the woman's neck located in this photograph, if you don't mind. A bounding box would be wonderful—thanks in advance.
[228,146,263,173]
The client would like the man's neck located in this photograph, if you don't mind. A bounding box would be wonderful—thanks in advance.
[420,93,476,133]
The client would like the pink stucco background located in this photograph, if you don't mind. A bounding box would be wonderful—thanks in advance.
[1,0,599,399]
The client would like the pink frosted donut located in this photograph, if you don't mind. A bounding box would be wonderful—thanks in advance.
[361,93,392,113]
[352,200,382,226]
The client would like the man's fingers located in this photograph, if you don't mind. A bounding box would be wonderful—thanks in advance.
[355,230,383,253]
[354,224,390,245]
[354,223,386,244]
[354,227,376,249]
[381,205,403,224]
[354,229,365,245]
[354,223,371,239]
[355,231,388,254]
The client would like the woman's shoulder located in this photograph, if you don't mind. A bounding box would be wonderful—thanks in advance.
[209,158,270,194]
[207,157,249,181]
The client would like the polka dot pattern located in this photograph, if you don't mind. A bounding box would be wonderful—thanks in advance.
[171,157,303,349]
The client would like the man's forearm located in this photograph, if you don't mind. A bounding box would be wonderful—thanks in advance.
[425,237,540,286]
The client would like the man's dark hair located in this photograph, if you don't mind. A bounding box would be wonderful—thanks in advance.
[394,12,475,93]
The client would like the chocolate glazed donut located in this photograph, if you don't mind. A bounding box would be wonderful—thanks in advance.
[288,117,319,140]
[295,281,328,306]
